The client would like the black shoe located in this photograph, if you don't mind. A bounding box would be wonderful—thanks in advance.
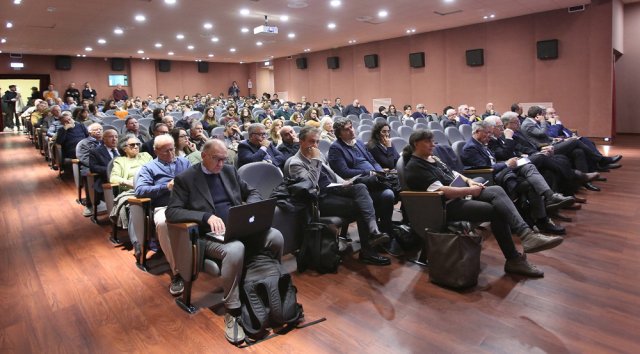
[544,193,575,213]
[169,275,185,296]
[359,252,391,266]
[584,183,601,192]
[609,155,622,163]
[594,176,607,182]
[536,219,566,235]
[549,211,572,222]
[368,232,391,248]
[381,238,405,257]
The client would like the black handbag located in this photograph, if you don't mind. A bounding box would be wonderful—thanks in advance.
[426,222,482,289]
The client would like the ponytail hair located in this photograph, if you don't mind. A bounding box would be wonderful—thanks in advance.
[402,128,434,163]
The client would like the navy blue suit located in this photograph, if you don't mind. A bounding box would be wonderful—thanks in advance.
[237,140,286,169]
[328,139,382,178]
[89,145,115,193]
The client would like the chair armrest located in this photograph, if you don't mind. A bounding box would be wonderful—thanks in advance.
[400,191,444,197]
[128,197,151,206]
[400,191,447,237]
[102,183,119,214]
[462,168,494,186]
[167,222,202,282]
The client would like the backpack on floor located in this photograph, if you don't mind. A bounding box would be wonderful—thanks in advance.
[240,251,304,340]
[296,201,341,274]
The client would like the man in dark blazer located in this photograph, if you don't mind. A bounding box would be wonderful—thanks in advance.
[89,129,119,194]
[341,98,370,117]
[461,121,574,234]
[165,139,283,345]
[237,123,285,168]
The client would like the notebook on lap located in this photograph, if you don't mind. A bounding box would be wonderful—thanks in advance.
[206,198,277,242]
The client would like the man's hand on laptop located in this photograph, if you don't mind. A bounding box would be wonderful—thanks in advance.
[207,215,226,234]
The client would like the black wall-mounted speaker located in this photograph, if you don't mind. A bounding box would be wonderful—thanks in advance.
[327,56,340,69]
[296,57,308,69]
[409,52,425,68]
[197,61,209,73]
[158,60,171,72]
[364,54,378,68]
[537,39,559,60]
[55,55,72,70]
[465,49,484,67]
[111,58,126,71]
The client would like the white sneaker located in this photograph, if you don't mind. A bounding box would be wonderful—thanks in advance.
[97,201,107,212]
[82,206,92,217]
[3,127,12,132]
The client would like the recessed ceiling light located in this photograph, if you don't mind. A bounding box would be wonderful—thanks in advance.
[85,47,93,52]
[348,39,357,44]
[240,8,250,16]
[280,15,289,22]
[208,54,214,57]
[187,45,194,50]
[76,54,81,57]
[230,48,236,52]
[304,48,311,52]
[168,51,174,55]
[406,28,416,34]
[134,14,146,22]
[256,41,263,46]
[265,61,270,66]
[330,0,341,7]
[490,14,495,18]
[114,27,123,35]
[288,33,296,38]
[211,37,219,42]
[13,0,22,4]
[0,38,6,43]
[97,38,107,44]
[6,22,14,29]
[241,27,249,33]
[378,10,388,18]
[327,22,336,29]
[137,50,144,54]
[82,54,86,57]
[155,43,162,48]
[176,33,185,39]
[203,22,213,29]
[240,61,244,64]
[164,0,176,4]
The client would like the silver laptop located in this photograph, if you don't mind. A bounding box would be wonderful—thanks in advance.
[206,198,277,242]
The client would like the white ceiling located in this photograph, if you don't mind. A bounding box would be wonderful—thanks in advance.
[0,0,593,63]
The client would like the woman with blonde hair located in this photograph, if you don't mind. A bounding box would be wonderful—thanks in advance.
[269,119,284,145]
[319,116,336,143]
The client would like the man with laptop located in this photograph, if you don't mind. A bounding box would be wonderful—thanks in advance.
[165,139,284,345]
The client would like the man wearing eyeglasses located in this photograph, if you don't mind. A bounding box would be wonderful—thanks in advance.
[166,139,284,345]
[141,123,169,158]
[76,123,105,216]
[123,116,151,144]
[134,134,191,296]
[237,123,285,168]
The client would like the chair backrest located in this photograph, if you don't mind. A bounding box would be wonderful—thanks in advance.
[105,109,117,115]
[434,144,464,173]
[110,119,126,133]
[128,108,141,115]
[292,126,301,134]
[428,121,443,131]
[390,137,408,154]
[398,126,413,141]
[318,139,331,158]
[360,118,373,127]
[127,114,143,120]
[357,130,371,142]
[358,112,370,120]
[138,118,154,130]
[413,123,428,131]
[451,140,466,160]
[357,125,371,133]
[459,124,472,141]
[346,114,359,122]
[416,117,428,125]
[237,162,284,199]
[428,113,439,121]
[404,119,415,128]
[210,126,225,138]
[445,126,465,144]
[389,121,401,131]
[389,129,400,138]
[102,116,118,125]
[373,117,387,125]
[432,129,450,146]
[387,115,399,123]
[102,124,117,132]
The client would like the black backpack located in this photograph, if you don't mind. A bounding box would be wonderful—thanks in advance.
[296,201,341,274]
[240,252,304,340]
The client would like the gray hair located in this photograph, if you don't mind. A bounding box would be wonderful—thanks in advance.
[501,111,519,126]
[299,126,320,141]
[471,121,491,134]
[118,134,139,150]
[61,110,72,118]
[247,123,266,135]
[154,134,175,150]
[319,116,333,129]
[446,108,456,116]
[483,115,501,126]
[190,120,203,130]
[87,123,102,132]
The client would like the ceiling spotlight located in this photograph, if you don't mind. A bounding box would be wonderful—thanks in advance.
[208,54,214,57]
[164,0,176,4]
[187,45,194,50]
[288,33,296,39]
[378,10,388,18]
[303,48,311,52]
[256,41,263,46]
[240,8,250,16]
[114,27,123,35]
[155,43,162,48]
[406,28,416,34]
[134,14,146,22]
[168,51,174,55]
[97,38,107,44]
[76,54,81,57]
[241,27,249,33]
[85,47,93,52]
[240,61,244,64]
[264,61,270,66]
[280,15,289,22]
[14,0,22,4]
[0,38,6,43]
[137,50,144,54]
[348,39,357,44]
[6,22,13,29]
[211,37,219,42]
[490,14,495,18]
[230,48,236,52]
[176,33,185,39]
[82,54,86,57]
[330,0,341,7]
[327,22,336,29]
[203,22,213,29]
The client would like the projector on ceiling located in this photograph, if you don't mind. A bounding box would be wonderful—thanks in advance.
[254,25,278,35]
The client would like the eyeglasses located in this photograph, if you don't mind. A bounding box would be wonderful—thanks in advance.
[251,133,268,137]
[127,143,141,148]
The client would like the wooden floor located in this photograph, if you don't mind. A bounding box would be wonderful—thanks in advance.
[1,132,639,354]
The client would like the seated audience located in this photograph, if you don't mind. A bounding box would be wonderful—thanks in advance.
[482,102,498,119]
[55,111,89,160]
[76,123,105,216]
[303,108,322,127]
[367,122,399,170]
[89,129,119,203]
[277,126,299,162]
[373,106,388,119]
[342,99,370,117]
[110,136,152,191]
[171,128,196,157]
[165,139,284,345]
[403,129,564,277]
[237,123,285,168]
[142,123,169,159]
[189,121,208,151]
[320,116,336,143]
[123,117,151,143]
[268,119,284,146]
[202,107,218,133]
[411,104,429,120]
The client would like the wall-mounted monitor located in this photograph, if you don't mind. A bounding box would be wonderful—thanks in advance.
[108,74,128,87]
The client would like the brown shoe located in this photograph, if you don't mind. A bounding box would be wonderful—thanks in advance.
[520,230,563,253]
[505,254,544,277]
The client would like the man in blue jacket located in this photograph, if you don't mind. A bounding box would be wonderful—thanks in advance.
[237,123,285,168]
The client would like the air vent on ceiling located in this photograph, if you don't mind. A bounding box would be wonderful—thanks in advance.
[434,9,463,16]
[568,5,586,13]
[287,0,308,8]
[355,16,386,25]
[10,53,23,59]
